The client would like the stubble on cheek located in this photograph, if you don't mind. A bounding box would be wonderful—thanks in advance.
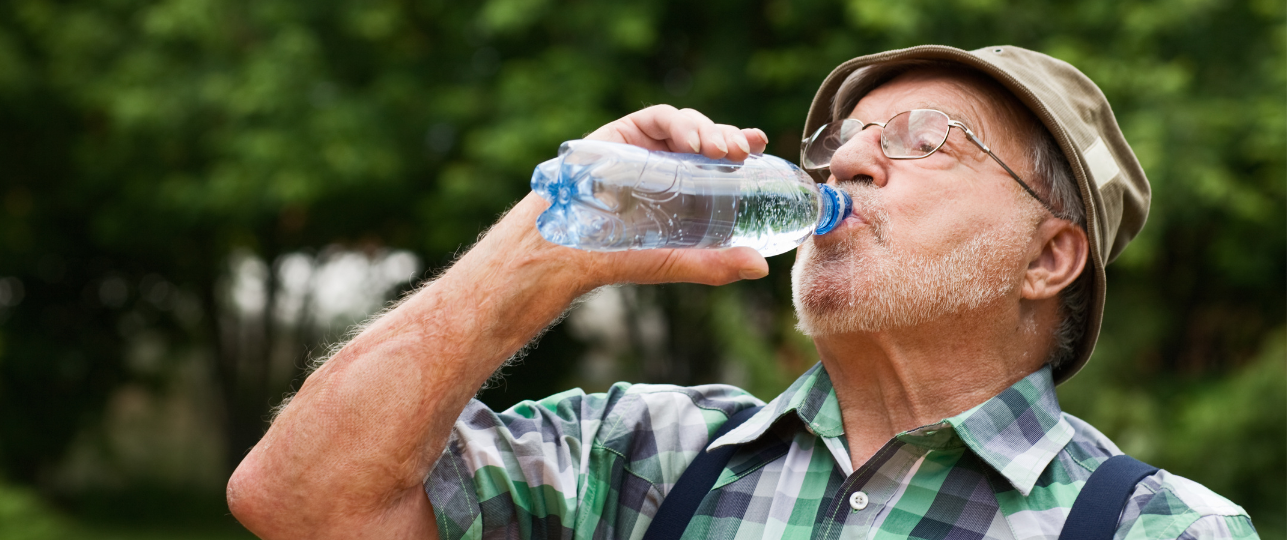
[791,192,1039,337]
[792,239,859,317]
[791,185,891,329]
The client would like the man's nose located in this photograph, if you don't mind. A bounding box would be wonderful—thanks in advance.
[826,127,887,188]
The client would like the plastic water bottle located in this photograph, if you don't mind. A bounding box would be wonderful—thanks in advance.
[530,139,852,257]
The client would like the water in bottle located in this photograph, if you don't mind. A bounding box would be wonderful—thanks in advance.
[530,139,851,257]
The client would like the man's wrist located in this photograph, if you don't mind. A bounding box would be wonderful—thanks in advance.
[446,192,604,306]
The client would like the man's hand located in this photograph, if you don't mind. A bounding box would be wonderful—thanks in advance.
[226,106,770,539]
[579,105,771,285]
[587,104,768,161]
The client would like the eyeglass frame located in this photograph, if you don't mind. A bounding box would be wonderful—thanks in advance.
[801,109,1054,213]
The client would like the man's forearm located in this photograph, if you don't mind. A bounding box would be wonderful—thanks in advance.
[225,107,771,539]
[226,193,595,538]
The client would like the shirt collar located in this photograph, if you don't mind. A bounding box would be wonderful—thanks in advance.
[709,363,1073,497]
[709,363,844,451]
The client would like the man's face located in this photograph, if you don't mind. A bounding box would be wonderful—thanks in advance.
[792,69,1046,336]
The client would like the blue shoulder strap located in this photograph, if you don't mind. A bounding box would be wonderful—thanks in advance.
[642,405,763,540]
[1059,454,1160,540]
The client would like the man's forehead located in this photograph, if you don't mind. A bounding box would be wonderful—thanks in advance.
[845,72,991,131]
[846,102,980,131]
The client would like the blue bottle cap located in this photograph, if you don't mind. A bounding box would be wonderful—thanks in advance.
[814,184,852,235]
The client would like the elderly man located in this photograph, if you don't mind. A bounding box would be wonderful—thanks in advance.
[227,46,1257,539]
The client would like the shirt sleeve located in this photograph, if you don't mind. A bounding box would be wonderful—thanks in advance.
[423,382,760,540]
[1176,515,1259,540]
[1114,470,1258,540]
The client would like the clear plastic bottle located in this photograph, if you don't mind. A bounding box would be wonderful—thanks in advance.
[530,139,851,257]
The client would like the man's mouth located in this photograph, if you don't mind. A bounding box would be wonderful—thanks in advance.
[817,185,888,245]
[838,213,867,230]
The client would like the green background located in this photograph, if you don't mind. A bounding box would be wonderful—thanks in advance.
[0,0,1282,537]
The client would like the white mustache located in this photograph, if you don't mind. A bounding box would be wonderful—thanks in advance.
[834,183,889,244]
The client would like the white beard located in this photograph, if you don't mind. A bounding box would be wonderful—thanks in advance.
[792,185,1039,336]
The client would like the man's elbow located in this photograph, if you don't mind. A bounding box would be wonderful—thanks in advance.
[227,450,296,538]
[227,449,440,540]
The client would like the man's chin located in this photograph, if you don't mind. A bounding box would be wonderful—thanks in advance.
[794,308,851,338]
[792,285,881,337]
[790,246,877,336]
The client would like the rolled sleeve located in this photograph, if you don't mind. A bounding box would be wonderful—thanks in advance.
[427,387,609,540]
[424,382,760,540]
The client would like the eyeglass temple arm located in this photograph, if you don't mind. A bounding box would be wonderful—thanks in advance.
[950,122,1056,214]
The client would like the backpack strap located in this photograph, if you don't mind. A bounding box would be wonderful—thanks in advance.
[643,405,763,540]
[1059,454,1160,540]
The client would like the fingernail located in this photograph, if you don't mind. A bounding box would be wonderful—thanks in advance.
[739,268,768,280]
[736,137,750,155]
[713,138,728,153]
[757,128,769,142]
[687,133,701,153]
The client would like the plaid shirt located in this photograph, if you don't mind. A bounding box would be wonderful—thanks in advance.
[426,364,1257,539]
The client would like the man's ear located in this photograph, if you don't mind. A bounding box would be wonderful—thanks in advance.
[1022,218,1089,300]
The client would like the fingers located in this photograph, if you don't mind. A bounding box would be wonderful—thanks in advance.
[584,118,672,152]
[587,105,771,162]
[678,109,745,161]
[598,247,769,287]
[684,109,729,158]
[652,247,770,286]
[743,128,769,154]
[607,105,693,152]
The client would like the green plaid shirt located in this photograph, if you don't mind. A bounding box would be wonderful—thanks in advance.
[426,364,1257,539]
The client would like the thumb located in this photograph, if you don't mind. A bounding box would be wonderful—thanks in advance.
[631,247,769,286]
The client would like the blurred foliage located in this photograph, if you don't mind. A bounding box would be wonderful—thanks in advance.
[0,0,1281,535]
[0,480,68,540]
[0,478,253,539]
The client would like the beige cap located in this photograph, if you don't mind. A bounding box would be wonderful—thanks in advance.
[802,45,1151,384]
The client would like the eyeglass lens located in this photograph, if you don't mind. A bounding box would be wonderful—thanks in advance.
[802,122,849,170]
[881,110,950,158]
[802,109,953,170]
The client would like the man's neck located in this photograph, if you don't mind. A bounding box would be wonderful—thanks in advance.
[812,300,1049,468]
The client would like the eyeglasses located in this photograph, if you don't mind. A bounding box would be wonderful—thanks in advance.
[801,109,1052,212]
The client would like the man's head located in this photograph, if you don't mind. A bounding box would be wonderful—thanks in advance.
[792,65,1089,369]
[791,46,1151,383]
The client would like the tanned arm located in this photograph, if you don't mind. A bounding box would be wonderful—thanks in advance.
[225,106,770,540]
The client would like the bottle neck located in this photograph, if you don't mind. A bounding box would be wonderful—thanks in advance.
[815,184,852,235]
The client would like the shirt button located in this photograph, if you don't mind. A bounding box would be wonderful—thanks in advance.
[848,491,869,511]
